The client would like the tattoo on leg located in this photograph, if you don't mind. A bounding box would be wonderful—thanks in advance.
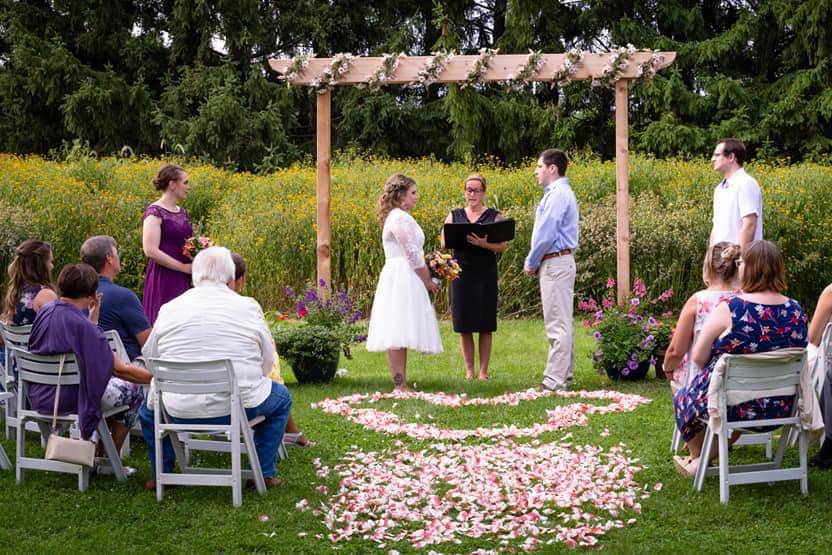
[393,373,404,387]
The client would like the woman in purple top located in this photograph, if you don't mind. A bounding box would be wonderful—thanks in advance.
[28,264,151,448]
[141,164,193,325]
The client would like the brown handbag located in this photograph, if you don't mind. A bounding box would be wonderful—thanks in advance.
[43,354,96,467]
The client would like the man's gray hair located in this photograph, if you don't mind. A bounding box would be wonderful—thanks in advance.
[192,246,235,286]
[80,235,117,273]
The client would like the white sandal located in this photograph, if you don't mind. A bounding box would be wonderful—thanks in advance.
[284,432,314,448]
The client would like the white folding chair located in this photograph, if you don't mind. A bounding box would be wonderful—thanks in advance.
[14,349,129,491]
[148,357,269,507]
[1,323,43,442]
[0,392,12,470]
[693,349,808,504]
[672,344,772,458]
[102,330,140,457]
[812,322,832,399]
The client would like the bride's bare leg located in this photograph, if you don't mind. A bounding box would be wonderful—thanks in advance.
[388,348,408,391]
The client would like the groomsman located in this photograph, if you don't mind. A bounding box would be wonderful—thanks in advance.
[524,149,580,391]
[709,138,762,252]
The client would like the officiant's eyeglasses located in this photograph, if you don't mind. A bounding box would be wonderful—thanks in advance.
[465,188,483,194]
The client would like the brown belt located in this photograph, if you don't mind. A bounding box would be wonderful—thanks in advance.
[541,248,574,261]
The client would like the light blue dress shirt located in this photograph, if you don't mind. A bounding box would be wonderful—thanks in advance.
[524,177,579,271]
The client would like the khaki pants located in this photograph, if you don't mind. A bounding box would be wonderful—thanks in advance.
[539,255,576,389]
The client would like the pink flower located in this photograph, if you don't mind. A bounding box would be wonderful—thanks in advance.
[606,278,616,289]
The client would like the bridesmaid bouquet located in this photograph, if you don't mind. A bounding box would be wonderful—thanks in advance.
[182,236,215,259]
[425,250,462,284]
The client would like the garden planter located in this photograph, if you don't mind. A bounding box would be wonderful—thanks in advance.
[604,359,651,381]
[653,349,667,379]
[288,349,340,384]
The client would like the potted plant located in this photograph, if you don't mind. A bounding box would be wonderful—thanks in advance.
[579,278,675,381]
[274,325,341,383]
[273,282,365,384]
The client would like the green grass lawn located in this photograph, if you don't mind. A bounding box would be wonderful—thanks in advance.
[2,320,831,553]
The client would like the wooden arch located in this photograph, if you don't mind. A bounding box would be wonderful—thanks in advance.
[269,52,676,303]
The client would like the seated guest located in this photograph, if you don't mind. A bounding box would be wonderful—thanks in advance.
[230,253,312,448]
[27,263,151,456]
[662,242,741,393]
[80,236,151,361]
[2,240,57,381]
[808,283,832,467]
[672,240,808,475]
[139,247,292,490]
[3,239,58,326]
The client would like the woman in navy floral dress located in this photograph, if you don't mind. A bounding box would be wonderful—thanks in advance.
[673,240,808,474]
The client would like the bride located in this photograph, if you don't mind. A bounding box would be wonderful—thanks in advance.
[366,174,442,391]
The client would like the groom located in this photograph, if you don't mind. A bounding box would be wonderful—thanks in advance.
[524,148,580,391]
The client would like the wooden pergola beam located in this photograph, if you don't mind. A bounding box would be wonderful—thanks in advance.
[269,52,675,85]
[269,51,676,303]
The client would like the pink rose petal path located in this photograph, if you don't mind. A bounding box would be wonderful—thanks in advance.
[303,387,656,551]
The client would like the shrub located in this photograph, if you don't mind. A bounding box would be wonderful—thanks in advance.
[1,154,830,317]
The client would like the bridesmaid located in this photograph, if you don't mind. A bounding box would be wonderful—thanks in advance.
[440,174,507,380]
[141,164,193,325]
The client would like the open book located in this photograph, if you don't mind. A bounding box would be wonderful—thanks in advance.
[442,219,516,249]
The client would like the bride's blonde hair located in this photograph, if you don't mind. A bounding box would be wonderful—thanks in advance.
[377,174,416,225]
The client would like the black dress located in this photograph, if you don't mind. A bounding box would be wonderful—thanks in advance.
[449,207,499,333]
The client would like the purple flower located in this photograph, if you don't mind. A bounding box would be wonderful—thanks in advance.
[639,335,655,349]
[304,288,318,302]
[353,334,367,343]
[628,359,639,370]
[642,325,650,334]
[319,278,327,288]
[593,331,603,340]
[295,300,306,313]
[648,316,658,325]
[594,310,604,322]
[630,298,640,306]
[621,367,630,376]
[284,286,295,298]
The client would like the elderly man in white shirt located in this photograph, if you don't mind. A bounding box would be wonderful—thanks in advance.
[137,246,291,490]
[709,138,762,252]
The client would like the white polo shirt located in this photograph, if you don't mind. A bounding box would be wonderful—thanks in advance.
[711,168,763,245]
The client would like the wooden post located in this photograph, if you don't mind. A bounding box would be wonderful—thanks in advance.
[316,90,332,298]
[614,79,630,304]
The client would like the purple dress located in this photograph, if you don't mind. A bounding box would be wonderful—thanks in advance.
[142,204,193,325]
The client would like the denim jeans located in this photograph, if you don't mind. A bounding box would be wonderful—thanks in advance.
[139,381,292,478]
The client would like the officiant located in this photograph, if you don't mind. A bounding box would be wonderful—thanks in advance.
[440,174,508,380]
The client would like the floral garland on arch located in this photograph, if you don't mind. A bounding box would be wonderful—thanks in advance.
[552,47,584,87]
[411,49,455,88]
[505,49,544,90]
[282,52,313,83]
[461,47,498,88]
[361,52,406,91]
[310,52,354,94]
[592,44,636,88]
[636,49,666,83]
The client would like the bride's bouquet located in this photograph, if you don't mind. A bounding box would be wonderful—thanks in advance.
[182,236,215,259]
[425,250,462,284]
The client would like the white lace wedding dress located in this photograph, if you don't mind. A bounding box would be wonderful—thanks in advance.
[366,208,443,353]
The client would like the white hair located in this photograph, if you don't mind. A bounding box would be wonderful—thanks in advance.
[192,246,235,286]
